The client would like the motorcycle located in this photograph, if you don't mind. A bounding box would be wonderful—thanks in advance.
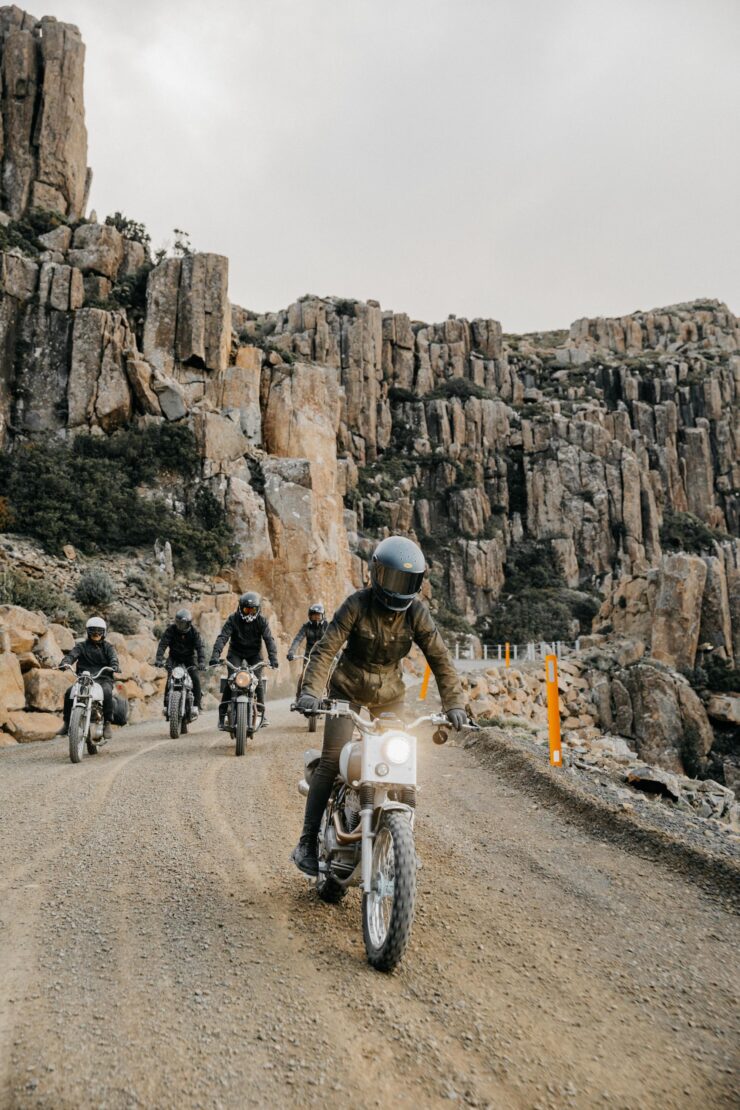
[222,659,267,756]
[293,699,467,972]
[61,664,115,764]
[164,664,198,739]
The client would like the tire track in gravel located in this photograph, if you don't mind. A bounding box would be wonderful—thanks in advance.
[1,702,738,1109]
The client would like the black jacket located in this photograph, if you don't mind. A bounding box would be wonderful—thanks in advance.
[288,619,328,656]
[155,623,206,668]
[62,638,120,677]
[211,611,278,667]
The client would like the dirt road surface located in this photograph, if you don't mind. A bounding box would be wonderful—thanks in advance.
[1,700,738,1109]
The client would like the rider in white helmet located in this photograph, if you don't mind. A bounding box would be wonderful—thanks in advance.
[58,617,120,741]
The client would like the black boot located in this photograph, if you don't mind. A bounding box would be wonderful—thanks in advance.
[291,833,318,877]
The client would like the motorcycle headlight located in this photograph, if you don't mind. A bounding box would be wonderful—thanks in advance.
[234,671,251,688]
[382,732,412,765]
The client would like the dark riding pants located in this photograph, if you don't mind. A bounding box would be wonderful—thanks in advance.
[301,689,407,839]
[63,678,114,725]
[163,665,202,709]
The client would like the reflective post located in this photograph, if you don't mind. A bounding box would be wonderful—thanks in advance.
[505,642,510,668]
[419,664,432,701]
[545,654,562,767]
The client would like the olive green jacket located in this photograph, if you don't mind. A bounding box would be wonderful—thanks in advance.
[301,588,465,710]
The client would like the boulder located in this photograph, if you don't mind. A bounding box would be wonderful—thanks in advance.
[651,553,707,670]
[0,604,47,653]
[24,668,74,711]
[50,623,75,651]
[706,694,740,726]
[7,710,63,742]
[193,411,248,466]
[68,223,124,279]
[34,629,64,667]
[0,651,26,710]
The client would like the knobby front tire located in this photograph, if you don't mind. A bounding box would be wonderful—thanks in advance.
[69,706,85,764]
[362,812,416,972]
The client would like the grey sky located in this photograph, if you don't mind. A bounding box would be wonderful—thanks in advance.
[37,0,740,333]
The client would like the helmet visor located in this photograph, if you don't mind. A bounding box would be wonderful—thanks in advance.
[374,563,425,598]
[241,605,258,617]
[88,629,104,640]
[175,618,191,632]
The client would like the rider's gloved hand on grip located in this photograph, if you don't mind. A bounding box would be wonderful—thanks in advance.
[208,658,219,668]
[270,660,279,670]
[296,692,320,714]
[447,708,468,731]
[287,652,294,662]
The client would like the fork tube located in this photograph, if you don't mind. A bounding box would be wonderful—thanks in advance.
[360,807,374,893]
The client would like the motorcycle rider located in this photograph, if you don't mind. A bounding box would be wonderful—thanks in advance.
[209,592,279,729]
[155,608,206,716]
[291,535,467,876]
[287,603,328,698]
[57,616,120,741]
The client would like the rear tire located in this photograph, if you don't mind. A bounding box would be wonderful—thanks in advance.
[308,714,317,734]
[69,706,85,764]
[181,697,189,735]
[362,811,416,972]
[235,702,247,756]
[168,689,180,739]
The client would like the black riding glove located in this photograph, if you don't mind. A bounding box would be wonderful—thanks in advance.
[287,652,294,662]
[270,660,279,670]
[447,709,468,731]
[295,692,320,714]
[208,657,219,668]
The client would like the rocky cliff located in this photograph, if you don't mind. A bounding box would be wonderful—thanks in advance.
[0,7,737,780]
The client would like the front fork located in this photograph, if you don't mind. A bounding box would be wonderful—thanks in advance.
[360,807,374,893]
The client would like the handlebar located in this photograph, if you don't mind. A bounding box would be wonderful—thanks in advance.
[290,698,464,733]
[225,659,269,674]
[61,664,115,679]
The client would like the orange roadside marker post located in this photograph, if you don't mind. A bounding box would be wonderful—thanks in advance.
[505,642,510,668]
[545,653,562,766]
[419,664,432,701]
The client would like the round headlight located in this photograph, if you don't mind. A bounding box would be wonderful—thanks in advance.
[234,670,251,688]
[383,733,412,765]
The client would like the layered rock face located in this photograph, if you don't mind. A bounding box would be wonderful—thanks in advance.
[0,9,737,778]
[0,7,90,219]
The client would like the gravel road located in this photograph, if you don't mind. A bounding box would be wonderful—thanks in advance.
[1,699,738,1109]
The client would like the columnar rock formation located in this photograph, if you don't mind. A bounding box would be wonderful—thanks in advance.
[0,6,90,219]
[0,7,737,777]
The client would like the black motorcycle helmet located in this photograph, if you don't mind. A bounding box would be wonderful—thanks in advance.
[238,591,261,622]
[370,536,426,612]
[308,603,325,623]
[175,608,192,633]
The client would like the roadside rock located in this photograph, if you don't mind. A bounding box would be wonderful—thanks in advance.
[23,668,73,711]
[7,710,63,742]
[651,553,707,671]
[0,651,26,710]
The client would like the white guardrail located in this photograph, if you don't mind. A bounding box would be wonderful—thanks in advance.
[452,640,581,663]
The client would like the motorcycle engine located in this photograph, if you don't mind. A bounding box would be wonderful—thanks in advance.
[343,788,361,832]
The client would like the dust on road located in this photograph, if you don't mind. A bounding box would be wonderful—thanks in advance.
[1,700,738,1109]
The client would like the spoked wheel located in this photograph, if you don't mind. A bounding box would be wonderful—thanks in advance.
[235,702,248,757]
[168,689,181,739]
[308,713,317,734]
[315,807,347,904]
[69,706,86,764]
[362,812,416,972]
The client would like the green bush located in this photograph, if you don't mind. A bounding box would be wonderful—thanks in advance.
[0,566,84,627]
[388,385,416,404]
[108,605,139,635]
[4,428,234,573]
[660,511,727,555]
[104,212,151,247]
[703,655,740,693]
[74,568,116,608]
[477,588,574,644]
[427,378,492,402]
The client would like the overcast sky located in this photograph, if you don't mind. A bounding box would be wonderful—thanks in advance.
[38,0,740,333]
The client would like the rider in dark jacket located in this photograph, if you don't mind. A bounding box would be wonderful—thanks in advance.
[155,609,206,712]
[291,536,467,876]
[210,592,278,728]
[58,616,120,740]
[287,603,328,699]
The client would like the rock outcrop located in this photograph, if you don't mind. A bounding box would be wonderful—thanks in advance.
[0,7,90,219]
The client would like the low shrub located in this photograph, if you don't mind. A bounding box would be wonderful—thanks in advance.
[427,378,493,402]
[0,566,84,628]
[660,511,727,555]
[74,568,115,608]
[477,588,574,644]
[104,212,151,247]
[108,605,139,635]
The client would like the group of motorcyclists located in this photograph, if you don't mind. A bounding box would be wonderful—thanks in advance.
[55,535,467,878]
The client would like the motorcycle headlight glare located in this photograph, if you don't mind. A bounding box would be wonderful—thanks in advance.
[234,671,251,689]
[382,732,412,765]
